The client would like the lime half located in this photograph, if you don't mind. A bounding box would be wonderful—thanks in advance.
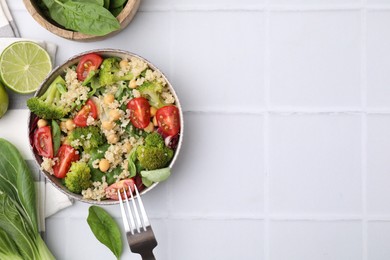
[0,41,52,94]
[0,81,8,118]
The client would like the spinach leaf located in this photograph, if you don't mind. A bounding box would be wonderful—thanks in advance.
[104,0,110,9]
[87,206,122,259]
[128,148,137,178]
[140,167,171,187]
[74,0,104,6]
[110,6,123,17]
[48,0,120,36]
[110,0,126,9]
[51,120,61,155]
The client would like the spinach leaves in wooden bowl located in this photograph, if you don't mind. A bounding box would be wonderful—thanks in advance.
[23,0,140,41]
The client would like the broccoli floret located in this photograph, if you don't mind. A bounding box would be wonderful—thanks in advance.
[27,76,69,119]
[68,126,105,151]
[138,81,166,108]
[99,58,133,86]
[137,133,173,170]
[145,132,164,148]
[64,162,92,194]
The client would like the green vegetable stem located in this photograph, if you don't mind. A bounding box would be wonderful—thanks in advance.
[87,206,123,259]
[0,138,55,260]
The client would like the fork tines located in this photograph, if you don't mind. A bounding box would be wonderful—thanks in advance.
[118,185,150,235]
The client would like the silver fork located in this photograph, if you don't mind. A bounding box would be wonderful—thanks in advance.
[118,185,158,260]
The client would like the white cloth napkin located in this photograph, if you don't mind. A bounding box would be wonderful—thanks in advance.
[0,0,75,233]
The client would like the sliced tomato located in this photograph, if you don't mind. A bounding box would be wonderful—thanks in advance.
[156,105,180,136]
[34,126,54,158]
[53,145,79,179]
[76,53,103,81]
[105,179,135,200]
[127,97,151,129]
[74,99,98,127]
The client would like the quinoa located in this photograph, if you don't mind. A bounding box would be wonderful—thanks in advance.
[82,177,108,201]
[40,157,56,175]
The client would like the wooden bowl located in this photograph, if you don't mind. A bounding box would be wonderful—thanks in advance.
[23,0,140,41]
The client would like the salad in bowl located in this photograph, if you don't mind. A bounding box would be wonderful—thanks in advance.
[27,50,182,204]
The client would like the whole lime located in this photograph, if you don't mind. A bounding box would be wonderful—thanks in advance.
[0,81,9,118]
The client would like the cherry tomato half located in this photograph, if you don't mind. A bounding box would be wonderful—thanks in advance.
[76,53,103,81]
[74,99,98,127]
[156,105,180,136]
[34,126,54,158]
[127,97,151,129]
[105,179,135,200]
[53,145,79,179]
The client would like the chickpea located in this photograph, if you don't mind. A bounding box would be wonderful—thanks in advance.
[101,120,115,130]
[37,119,48,128]
[119,60,129,70]
[60,121,67,132]
[144,122,155,133]
[153,116,158,126]
[104,94,115,105]
[129,79,137,89]
[99,159,110,172]
[150,106,157,117]
[107,133,119,144]
[123,142,132,153]
[65,119,75,131]
[109,109,121,121]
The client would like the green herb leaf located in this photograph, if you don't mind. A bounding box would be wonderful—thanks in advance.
[87,206,122,259]
[104,0,110,9]
[140,167,171,185]
[110,6,123,17]
[128,148,137,178]
[74,0,104,6]
[51,120,61,155]
[49,0,120,36]
[110,0,126,9]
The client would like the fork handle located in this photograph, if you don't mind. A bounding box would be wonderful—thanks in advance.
[140,251,156,260]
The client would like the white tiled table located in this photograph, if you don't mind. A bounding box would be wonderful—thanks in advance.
[4,0,390,259]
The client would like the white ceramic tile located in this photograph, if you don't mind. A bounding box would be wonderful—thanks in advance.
[14,11,172,75]
[172,12,265,112]
[367,0,390,3]
[367,11,390,108]
[0,109,32,160]
[269,221,362,260]
[168,219,264,260]
[140,0,173,10]
[269,114,362,214]
[269,11,361,108]
[170,113,264,217]
[46,217,167,260]
[367,115,390,214]
[368,222,390,260]
[270,0,359,4]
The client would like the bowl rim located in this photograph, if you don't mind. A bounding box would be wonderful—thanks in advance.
[22,0,141,41]
[28,49,184,205]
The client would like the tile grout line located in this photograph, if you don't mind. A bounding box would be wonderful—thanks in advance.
[166,8,175,260]
[263,0,271,259]
[361,0,368,258]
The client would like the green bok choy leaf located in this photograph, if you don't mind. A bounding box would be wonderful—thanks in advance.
[0,138,55,260]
